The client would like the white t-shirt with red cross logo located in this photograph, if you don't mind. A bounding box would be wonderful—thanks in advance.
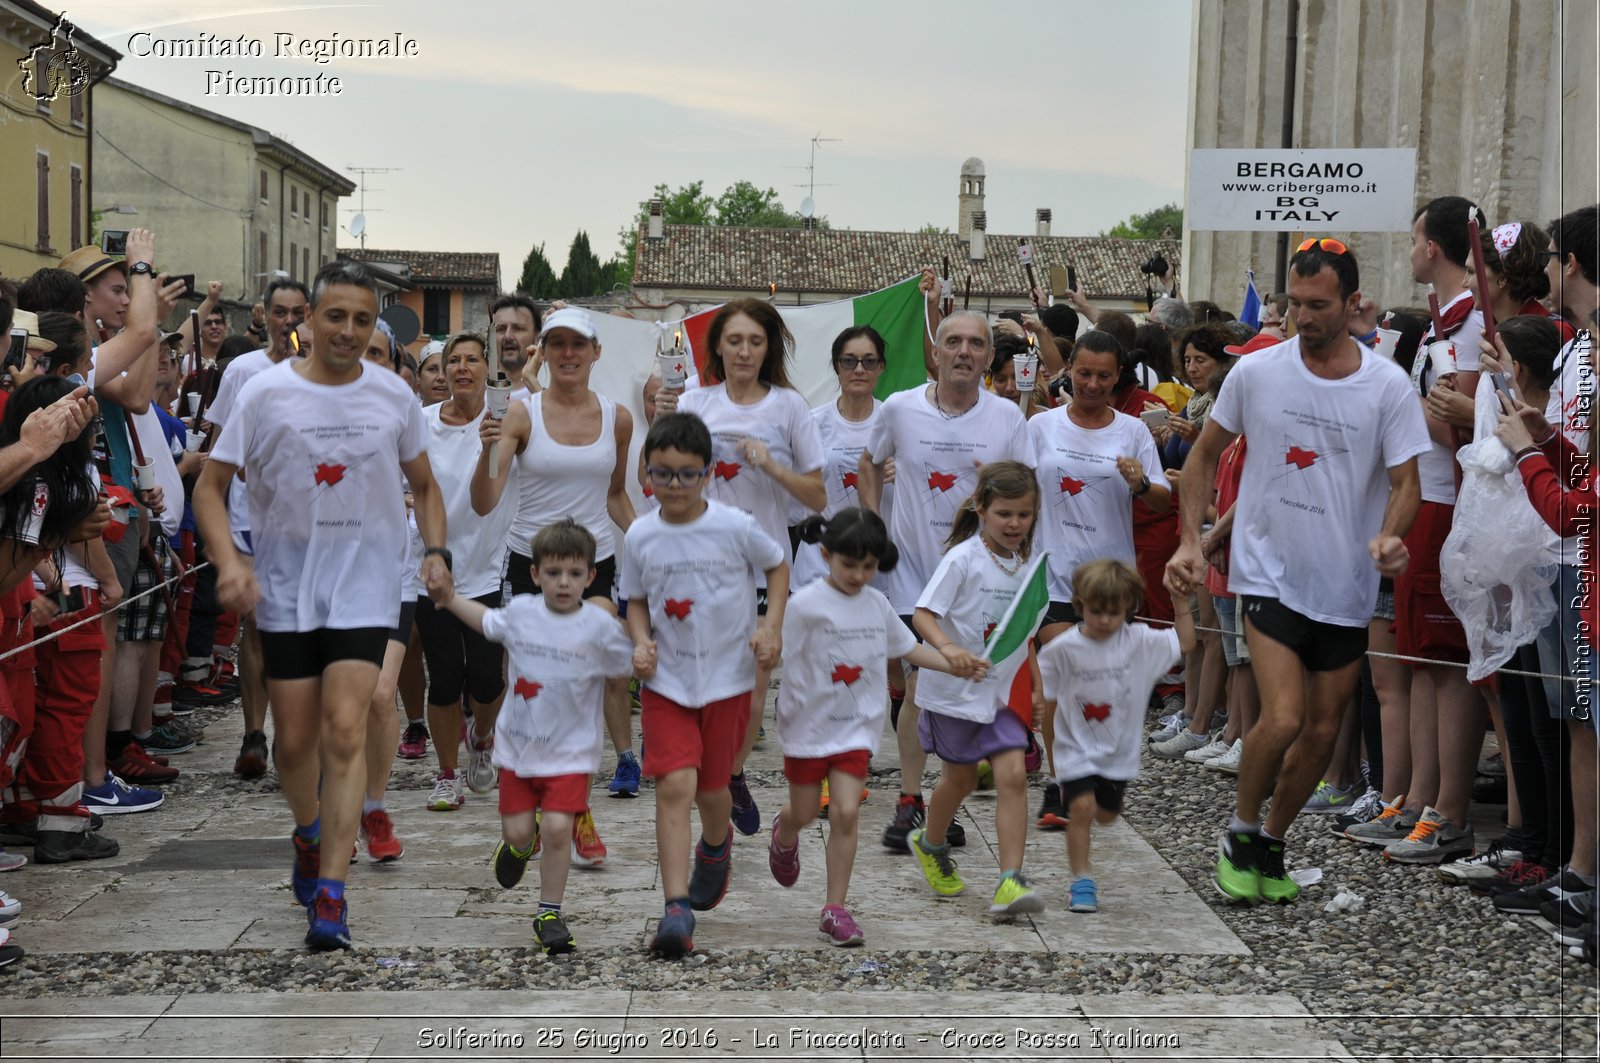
[1040,622,1182,782]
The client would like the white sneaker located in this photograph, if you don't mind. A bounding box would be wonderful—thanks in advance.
[1205,738,1244,773]
[464,734,497,795]
[427,769,465,811]
[1185,736,1232,764]
[0,889,19,929]
[1152,728,1211,759]
[1147,711,1191,745]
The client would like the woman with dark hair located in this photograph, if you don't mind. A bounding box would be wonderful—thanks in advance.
[1479,222,1577,343]
[678,297,825,835]
[1160,322,1236,468]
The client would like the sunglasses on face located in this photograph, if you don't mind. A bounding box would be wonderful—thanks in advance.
[838,356,883,371]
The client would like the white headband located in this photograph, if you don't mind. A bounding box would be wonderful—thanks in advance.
[1492,222,1522,258]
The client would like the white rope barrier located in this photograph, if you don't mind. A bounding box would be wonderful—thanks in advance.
[0,560,210,665]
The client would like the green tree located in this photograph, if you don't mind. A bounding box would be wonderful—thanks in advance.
[613,180,714,286]
[613,179,830,287]
[558,230,606,298]
[714,181,802,227]
[516,242,560,299]
[915,222,950,234]
[1101,203,1183,240]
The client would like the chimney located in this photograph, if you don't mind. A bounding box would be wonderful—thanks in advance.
[1036,208,1052,238]
[969,211,987,261]
[647,197,664,241]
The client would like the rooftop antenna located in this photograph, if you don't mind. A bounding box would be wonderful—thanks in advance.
[345,166,400,252]
[787,132,841,207]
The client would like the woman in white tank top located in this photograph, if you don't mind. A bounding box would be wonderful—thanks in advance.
[473,307,641,811]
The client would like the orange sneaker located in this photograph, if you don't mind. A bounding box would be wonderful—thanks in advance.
[571,810,606,867]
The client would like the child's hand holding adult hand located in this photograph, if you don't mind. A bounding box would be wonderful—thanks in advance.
[633,639,658,679]
[750,624,781,669]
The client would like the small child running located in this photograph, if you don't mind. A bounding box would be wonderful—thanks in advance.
[1037,559,1192,913]
[909,461,1047,917]
[436,518,634,954]
[770,508,986,946]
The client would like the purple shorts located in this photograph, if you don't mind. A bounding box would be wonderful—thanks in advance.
[918,708,1029,765]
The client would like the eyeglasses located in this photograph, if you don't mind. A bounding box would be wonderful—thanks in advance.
[838,356,883,371]
[645,465,710,488]
[1296,237,1350,255]
[1540,249,1565,263]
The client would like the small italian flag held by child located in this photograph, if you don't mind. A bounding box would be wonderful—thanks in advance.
[984,552,1050,725]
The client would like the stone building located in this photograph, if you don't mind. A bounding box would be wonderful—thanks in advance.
[1185,0,1599,308]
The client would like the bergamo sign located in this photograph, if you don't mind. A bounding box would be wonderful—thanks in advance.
[1188,149,1418,232]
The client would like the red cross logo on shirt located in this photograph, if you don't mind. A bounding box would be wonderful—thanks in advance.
[1082,702,1112,722]
[927,470,957,492]
[841,470,859,490]
[1060,475,1086,495]
[663,598,693,620]
[714,460,741,480]
[830,663,863,686]
[1285,446,1318,470]
[514,678,542,700]
[314,463,346,487]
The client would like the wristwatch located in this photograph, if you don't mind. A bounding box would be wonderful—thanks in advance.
[424,546,453,571]
[128,261,154,278]
[1133,475,1151,496]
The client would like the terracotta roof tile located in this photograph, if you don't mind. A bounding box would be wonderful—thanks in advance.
[340,248,499,287]
[633,225,1180,301]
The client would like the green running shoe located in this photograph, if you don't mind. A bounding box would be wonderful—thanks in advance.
[990,871,1046,916]
[1215,829,1262,903]
[1257,836,1300,904]
[910,829,964,897]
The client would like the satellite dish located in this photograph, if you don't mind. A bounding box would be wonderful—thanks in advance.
[348,213,366,237]
[798,197,815,219]
[379,304,420,346]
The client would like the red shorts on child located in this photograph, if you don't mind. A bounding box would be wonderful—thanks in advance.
[640,687,750,789]
[498,770,590,816]
[783,749,870,785]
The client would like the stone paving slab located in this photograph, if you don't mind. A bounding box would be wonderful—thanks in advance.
[0,989,1353,1061]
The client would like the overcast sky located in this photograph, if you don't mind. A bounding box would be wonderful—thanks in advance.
[70,0,1192,282]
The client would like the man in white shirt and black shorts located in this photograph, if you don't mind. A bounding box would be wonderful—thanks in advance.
[1166,238,1430,908]
[195,261,452,950]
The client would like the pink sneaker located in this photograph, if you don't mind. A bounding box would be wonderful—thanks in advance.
[819,904,863,947]
[396,721,429,760]
[768,814,799,887]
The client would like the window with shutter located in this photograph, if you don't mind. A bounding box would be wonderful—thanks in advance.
[70,165,82,248]
[36,153,50,252]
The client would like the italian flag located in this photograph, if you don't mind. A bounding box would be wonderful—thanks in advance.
[677,275,930,402]
[985,552,1051,725]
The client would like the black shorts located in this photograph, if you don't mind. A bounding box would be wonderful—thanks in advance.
[1059,774,1128,815]
[1241,595,1368,672]
[389,598,418,646]
[1043,599,1079,629]
[258,627,390,681]
[503,551,616,605]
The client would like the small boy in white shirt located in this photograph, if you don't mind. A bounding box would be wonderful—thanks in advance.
[437,518,634,955]
[1037,559,1192,914]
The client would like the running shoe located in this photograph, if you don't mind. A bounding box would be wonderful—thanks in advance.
[1152,728,1211,760]
[1301,779,1360,815]
[1206,738,1245,774]
[34,828,118,863]
[1257,836,1300,903]
[608,751,641,798]
[0,888,21,928]
[729,774,760,836]
[1383,807,1474,864]
[1494,866,1572,915]
[427,769,465,812]
[82,772,164,815]
[883,793,924,852]
[1069,876,1098,913]
[359,809,403,862]
[172,678,232,710]
[947,818,967,847]
[819,779,831,818]
[1330,788,1386,833]
[768,814,799,887]
[571,810,606,868]
[1541,888,1597,935]
[910,828,964,897]
[291,832,320,907]
[688,838,731,911]
[1215,829,1261,903]
[1147,710,1191,745]
[305,889,351,951]
[396,721,430,760]
[463,733,497,795]
[975,760,996,790]
[234,730,269,779]
[109,743,179,785]
[1185,736,1232,764]
[0,929,21,969]
[1472,859,1550,897]
[534,909,576,955]
[0,847,24,872]
[141,720,198,757]
[492,838,534,889]
[1438,835,1524,886]
[1342,796,1415,847]
[1036,782,1069,830]
[819,904,864,947]
[651,901,695,958]
[990,871,1045,916]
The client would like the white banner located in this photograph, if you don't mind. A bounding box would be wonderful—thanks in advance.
[1188,149,1417,232]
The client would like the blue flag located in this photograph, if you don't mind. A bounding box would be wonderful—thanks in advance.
[1240,270,1262,328]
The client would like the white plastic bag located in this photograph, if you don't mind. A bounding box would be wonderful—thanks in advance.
[1440,385,1560,680]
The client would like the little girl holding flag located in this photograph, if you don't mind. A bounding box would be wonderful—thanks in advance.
[908,461,1052,917]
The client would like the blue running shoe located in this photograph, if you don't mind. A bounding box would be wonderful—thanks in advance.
[292,833,320,907]
[651,901,695,958]
[304,889,351,950]
[608,752,641,798]
[729,774,760,836]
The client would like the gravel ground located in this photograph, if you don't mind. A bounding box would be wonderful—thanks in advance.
[7,697,1597,1061]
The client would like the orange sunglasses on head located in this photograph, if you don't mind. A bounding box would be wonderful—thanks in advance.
[1296,237,1350,255]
